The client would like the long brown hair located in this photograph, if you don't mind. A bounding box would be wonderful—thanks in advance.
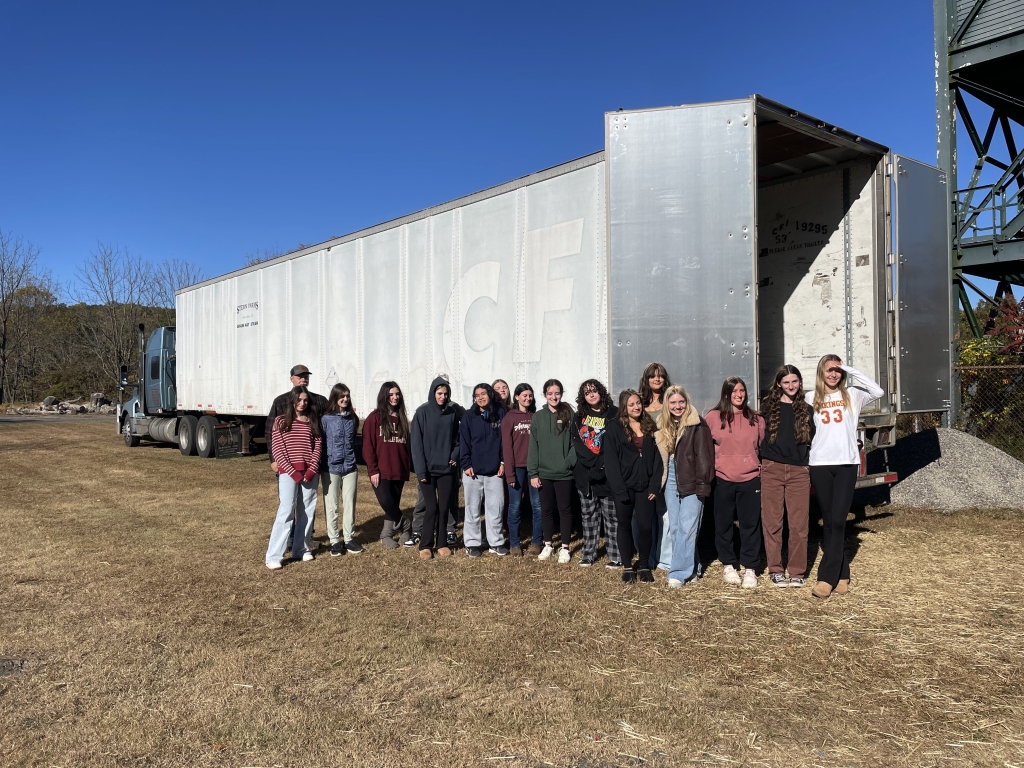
[542,379,573,433]
[812,354,851,413]
[617,388,657,438]
[325,382,360,430]
[762,365,810,444]
[638,362,671,408]
[492,379,513,412]
[277,386,322,438]
[576,378,614,414]
[374,380,409,441]
[713,376,759,431]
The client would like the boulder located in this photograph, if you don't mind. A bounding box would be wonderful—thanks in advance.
[42,396,57,406]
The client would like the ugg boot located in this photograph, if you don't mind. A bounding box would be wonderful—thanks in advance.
[811,581,833,599]
[380,519,399,549]
[834,579,850,595]
[436,547,452,558]
[419,548,433,560]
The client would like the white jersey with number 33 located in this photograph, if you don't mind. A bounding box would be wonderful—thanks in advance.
[804,366,884,466]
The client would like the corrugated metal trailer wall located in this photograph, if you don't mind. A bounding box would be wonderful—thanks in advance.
[177,154,609,419]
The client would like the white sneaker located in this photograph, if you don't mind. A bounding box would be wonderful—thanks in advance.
[667,577,683,589]
[557,547,571,564]
[723,565,742,585]
[538,544,554,561]
[301,552,315,562]
[741,569,758,589]
[266,562,282,571]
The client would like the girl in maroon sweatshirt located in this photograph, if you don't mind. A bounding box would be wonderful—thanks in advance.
[707,377,765,589]
[265,387,323,569]
[502,383,542,555]
[362,381,414,549]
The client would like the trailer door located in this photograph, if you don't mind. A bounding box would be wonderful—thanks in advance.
[892,154,952,413]
[606,100,757,410]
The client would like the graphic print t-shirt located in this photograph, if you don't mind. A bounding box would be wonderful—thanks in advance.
[578,414,609,456]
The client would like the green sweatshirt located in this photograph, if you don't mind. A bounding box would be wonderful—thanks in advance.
[527,406,576,481]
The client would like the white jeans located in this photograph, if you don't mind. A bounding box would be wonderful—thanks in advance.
[324,470,358,544]
[266,474,318,565]
[463,473,506,548]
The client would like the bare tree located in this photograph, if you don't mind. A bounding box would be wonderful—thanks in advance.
[153,258,205,309]
[0,229,41,403]
[243,247,284,267]
[75,243,156,388]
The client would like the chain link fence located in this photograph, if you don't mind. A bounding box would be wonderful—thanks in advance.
[953,364,1024,461]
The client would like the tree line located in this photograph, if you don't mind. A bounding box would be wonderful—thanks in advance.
[0,228,204,404]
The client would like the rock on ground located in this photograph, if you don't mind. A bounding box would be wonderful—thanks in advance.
[880,428,1024,512]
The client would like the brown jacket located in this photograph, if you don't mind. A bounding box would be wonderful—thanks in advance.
[656,408,715,499]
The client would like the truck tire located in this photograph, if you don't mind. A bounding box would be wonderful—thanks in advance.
[196,415,218,458]
[178,415,198,456]
[122,417,140,448]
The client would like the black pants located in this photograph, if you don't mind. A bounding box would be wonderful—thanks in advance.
[373,479,405,524]
[713,477,762,569]
[421,474,456,550]
[538,479,573,546]
[615,490,656,569]
[809,464,857,587]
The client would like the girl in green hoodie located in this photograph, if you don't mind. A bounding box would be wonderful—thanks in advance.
[527,379,576,563]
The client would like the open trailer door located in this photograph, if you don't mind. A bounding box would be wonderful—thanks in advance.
[892,154,952,413]
[606,100,758,410]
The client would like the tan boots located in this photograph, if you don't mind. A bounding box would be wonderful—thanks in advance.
[812,579,850,599]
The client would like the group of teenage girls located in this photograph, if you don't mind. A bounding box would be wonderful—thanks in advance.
[264,354,883,599]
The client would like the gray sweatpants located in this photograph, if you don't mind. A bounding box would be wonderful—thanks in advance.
[462,473,505,549]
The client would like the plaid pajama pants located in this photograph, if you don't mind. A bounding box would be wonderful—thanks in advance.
[579,492,620,563]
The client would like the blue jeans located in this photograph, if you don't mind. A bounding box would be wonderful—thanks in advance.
[266,473,318,566]
[507,466,543,546]
[665,458,704,583]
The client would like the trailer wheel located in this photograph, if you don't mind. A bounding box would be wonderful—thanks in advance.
[178,415,198,456]
[122,417,140,448]
[196,415,218,458]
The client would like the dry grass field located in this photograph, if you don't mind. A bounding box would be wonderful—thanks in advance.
[2,418,1023,768]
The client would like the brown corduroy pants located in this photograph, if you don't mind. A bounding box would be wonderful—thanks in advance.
[760,459,811,578]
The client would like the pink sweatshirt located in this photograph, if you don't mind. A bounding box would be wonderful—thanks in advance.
[706,409,765,483]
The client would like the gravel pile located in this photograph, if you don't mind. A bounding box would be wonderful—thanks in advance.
[883,428,1024,511]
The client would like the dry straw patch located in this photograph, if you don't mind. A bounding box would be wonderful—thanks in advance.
[1,419,1022,767]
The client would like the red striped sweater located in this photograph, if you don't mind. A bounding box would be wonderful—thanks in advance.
[271,417,322,477]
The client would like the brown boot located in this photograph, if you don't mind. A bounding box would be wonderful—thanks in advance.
[834,579,849,595]
[509,546,523,557]
[436,547,452,558]
[419,548,433,560]
[811,581,833,600]
[528,543,542,556]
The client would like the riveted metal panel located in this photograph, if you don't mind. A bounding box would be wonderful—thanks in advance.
[607,101,757,410]
[893,155,952,412]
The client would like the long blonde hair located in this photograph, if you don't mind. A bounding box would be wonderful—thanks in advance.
[812,354,851,413]
[656,385,697,452]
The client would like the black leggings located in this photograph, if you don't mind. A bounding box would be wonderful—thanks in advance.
[538,479,573,547]
[373,479,406,524]
[615,490,656,569]
[809,464,857,587]
[421,474,455,550]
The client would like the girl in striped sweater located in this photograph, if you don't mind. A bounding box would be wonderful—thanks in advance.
[265,386,323,570]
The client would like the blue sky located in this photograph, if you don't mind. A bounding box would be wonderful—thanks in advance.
[2,1,945,291]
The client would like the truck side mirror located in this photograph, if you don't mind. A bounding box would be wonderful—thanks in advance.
[118,365,129,389]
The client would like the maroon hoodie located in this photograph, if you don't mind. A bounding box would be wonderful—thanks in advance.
[501,409,533,484]
[362,409,412,481]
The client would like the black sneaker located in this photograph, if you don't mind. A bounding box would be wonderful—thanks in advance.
[403,534,420,548]
[770,573,789,588]
[330,542,346,557]
[466,546,482,558]
[488,546,510,556]
[606,560,623,570]
[344,540,363,554]
[579,556,595,567]
[622,569,637,584]
[638,568,654,583]
[446,531,458,549]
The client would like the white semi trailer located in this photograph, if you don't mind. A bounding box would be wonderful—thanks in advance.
[119,96,952,485]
